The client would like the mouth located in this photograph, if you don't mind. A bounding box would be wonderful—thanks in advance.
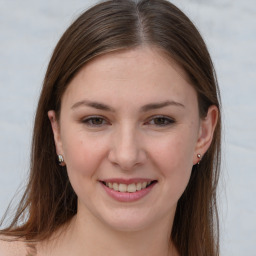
[100,180,158,193]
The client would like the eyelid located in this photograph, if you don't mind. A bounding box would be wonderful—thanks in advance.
[81,115,175,127]
[82,115,110,126]
[144,115,175,126]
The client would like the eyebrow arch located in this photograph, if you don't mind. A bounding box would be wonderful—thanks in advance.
[140,100,185,112]
[71,100,115,112]
[71,99,185,112]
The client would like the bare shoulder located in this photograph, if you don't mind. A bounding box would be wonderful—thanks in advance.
[0,236,27,256]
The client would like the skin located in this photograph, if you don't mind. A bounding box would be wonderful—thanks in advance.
[43,47,218,256]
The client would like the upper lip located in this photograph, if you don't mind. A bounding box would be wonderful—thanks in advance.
[99,178,157,184]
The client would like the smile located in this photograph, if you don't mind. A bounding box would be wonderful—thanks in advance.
[100,179,157,202]
[101,181,156,193]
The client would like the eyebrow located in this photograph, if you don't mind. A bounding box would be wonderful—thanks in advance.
[71,99,185,112]
[140,100,185,112]
[71,100,115,112]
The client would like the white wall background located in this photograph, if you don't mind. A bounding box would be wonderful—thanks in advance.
[0,0,255,255]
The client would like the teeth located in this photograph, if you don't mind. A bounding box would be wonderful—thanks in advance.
[142,181,147,189]
[119,183,127,192]
[113,183,119,191]
[104,181,154,193]
[136,183,142,190]
[127,183,136,193]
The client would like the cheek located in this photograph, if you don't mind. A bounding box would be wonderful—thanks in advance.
[61,132,109,201]
[150,131,196,191]
[61,129,107,179]
[152,134,195,168]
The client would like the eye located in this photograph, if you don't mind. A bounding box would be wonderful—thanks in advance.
[146,116,175,127]
[82,116,108,127]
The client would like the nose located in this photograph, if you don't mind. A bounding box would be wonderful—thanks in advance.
[108,125,147,171]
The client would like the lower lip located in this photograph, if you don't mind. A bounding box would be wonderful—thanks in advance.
[100,182,157,202]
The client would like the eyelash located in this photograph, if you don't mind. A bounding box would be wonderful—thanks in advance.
[82,115,175,127]
[145,115,175,126]
[82,116,108,127]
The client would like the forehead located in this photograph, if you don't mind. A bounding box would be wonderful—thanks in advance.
[62,47,197,108]
[79,47,189,83]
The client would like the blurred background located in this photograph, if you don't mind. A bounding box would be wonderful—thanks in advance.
[0,0,255,255]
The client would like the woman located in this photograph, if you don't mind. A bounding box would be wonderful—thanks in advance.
[0,0,221,255]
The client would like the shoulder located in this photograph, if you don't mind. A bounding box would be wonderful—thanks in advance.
[0,236,27,256]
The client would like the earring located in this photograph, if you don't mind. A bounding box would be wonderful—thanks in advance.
[58,154,65,166]
[197,154,202,165]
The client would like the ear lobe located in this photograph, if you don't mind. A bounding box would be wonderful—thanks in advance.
[48,110,63,156]
[193,105,218,164]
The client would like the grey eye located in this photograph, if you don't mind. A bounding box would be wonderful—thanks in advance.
[147,116,175,126]
[83,117,107,126]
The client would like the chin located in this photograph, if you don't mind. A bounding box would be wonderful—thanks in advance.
[105,218,151,232]
[97,207,163,233]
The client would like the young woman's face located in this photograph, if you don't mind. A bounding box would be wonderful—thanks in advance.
[49,47,214,232]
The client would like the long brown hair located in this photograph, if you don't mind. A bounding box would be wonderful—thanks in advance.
[1,0,221,255]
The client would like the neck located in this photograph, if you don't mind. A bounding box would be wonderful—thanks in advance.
[38,208,179,256]
[66,210,178,256]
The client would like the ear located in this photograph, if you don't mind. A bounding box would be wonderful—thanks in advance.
[48,110,64,157]
[193,105,219,164]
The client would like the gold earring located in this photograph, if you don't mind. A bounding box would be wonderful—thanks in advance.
[58,154,65,166]
[197,154,202,165]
